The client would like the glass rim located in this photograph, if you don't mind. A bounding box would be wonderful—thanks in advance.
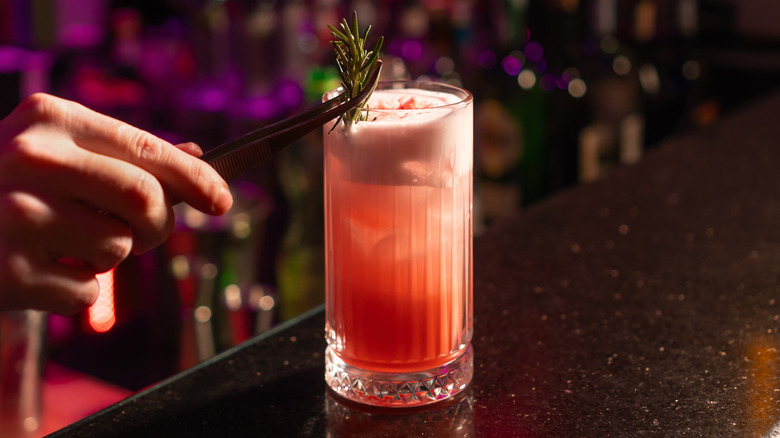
[323,80,473,111]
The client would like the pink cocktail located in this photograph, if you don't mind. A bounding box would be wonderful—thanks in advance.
[323,81,473,407]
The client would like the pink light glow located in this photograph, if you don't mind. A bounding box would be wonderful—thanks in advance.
[89,269,116,333]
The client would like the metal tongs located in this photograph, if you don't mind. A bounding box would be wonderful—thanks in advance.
[201,60,383,181]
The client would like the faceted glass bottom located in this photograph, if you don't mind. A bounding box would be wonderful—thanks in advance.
[325,345,473,408]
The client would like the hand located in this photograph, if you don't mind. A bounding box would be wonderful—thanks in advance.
[0,93,233,314]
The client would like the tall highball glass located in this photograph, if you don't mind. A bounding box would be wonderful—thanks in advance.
[323,81,473,407]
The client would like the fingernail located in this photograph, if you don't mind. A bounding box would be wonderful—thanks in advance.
[212,183,233,214]
[188,142,203,156]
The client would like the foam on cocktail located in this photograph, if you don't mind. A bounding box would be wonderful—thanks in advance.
[326,88,471,188]
[367,88,461,110]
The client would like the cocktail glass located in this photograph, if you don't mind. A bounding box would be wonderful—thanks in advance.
[323,80,473,407]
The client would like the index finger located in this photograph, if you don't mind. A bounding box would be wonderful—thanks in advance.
[31,94,232,215]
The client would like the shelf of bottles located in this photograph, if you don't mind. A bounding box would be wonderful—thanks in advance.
[0,0,743,381]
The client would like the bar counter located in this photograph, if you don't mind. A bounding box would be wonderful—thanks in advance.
[50,89,780,437]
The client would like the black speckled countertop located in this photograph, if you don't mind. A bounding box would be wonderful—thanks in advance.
[50,90,780,437]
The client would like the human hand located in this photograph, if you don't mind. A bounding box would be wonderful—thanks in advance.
[0,93,233,314]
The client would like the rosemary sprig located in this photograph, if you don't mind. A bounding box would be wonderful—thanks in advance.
[328,11,383,128]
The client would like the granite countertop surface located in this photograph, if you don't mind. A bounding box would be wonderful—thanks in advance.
[50,90,780,437]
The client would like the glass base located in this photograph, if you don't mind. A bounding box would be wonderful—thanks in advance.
[325,345,473,408]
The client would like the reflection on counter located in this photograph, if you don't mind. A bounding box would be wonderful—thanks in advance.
[325,390,474,437]
[744,334,780,436]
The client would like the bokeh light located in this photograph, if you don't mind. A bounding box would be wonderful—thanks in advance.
[568,78,587,98]
[613,55,631,75]
[524,41,544,62]
[435,56,455,75]
[600,35,619,54]
[639,64,661,94]
[517,69,536,89]
[401,40,423,61]
[502,55,523,76]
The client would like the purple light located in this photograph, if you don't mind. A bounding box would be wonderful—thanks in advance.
[276,80,303,109]
[401,40,423,61]
[501,56,522,76]
[0,46,23,73]
[524,42,544,62]
[478,50,497,70]
[200,89,226,111]
[23,52,50,70]
[555,75,568,90]
[244,96,276,120]
[60,24,104,48]
[536,59,547,73]
[181,86,226,112]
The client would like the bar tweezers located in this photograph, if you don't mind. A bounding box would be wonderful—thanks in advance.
[200,60,383,181]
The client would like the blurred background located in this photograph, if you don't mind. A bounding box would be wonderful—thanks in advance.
[1,0,779,414]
